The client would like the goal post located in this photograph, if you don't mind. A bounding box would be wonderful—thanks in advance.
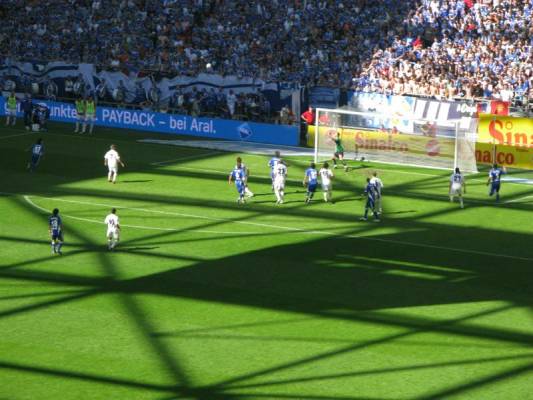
[313,107,478,173]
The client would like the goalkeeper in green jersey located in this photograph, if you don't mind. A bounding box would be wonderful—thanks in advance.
[329,131,348,170]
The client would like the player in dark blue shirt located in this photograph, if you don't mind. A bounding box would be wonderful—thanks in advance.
[487,163,507,202]
[360,178,380,222]
[48,208,64,255]
[27,138,44,172]
[303,162,318,204]
[21,94,34,131]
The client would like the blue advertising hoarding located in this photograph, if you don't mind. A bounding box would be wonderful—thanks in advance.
[0,97,299,146]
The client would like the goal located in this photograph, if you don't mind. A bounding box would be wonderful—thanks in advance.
[312,108,478,173]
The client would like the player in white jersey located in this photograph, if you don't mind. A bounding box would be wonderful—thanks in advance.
[104,208,120,250]
[273,161,288,204]
[268,151,281,191]
[235,157,254,197]
[369,172,384,213]
[449,167,465,208]
[104,144,125,183]
[319,162,334,203]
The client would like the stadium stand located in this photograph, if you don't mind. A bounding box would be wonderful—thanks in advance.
[0,0,531,111]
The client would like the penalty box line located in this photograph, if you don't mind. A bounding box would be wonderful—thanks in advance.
[22,194,533,263]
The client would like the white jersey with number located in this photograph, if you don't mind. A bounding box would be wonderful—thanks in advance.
[319,168,333,189]
[369,176,383,196]
[450,172,464,194]
[273,163,287,190]
[104,213,120,236]
[104,149,121,169]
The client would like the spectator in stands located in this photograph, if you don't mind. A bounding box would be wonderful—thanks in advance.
[1,0,531,110]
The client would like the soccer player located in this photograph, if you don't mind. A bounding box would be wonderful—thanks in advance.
[273,160,288,204]
[104,208,120,251]
[104,144,125,183]
[236,157,254,198]
[330,131,347,170]
[319,161,334,203]
[27,138,45,172]
[5,91,17,126]
[449,167,465,208]
[21,94,33,131]
[82,98,96,134]
[268,151,281,190]
[74,96,85,133]
[369,172,384,213]
[303,162,318,204]
[49,208,64,255]
[360,178,380,222]
[487,163,507,202]
[228,160,246,204]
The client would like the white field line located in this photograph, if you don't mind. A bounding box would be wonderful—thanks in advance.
[150,151,222,166]
[505,195,533,204]
[22,194,533,262]
[23,195,260,236]
[0,132,34,140]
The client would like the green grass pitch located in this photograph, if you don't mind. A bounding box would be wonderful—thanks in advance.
[0,122,532,400]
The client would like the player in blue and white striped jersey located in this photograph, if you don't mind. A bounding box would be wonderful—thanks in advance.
[235,157,254,198]
[48,208,64,255]
[27,138,44,172]
[303,162,318,204]
[360,178,380,222]
[229,158,247,204]
[449,167,466,208]
[487,163,506,202]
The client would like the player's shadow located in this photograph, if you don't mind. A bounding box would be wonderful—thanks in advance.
[120,180,154,183]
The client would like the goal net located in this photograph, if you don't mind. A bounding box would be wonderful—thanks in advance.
[312,108,478,173]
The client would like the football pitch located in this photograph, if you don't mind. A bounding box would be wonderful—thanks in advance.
[1,123,532,400]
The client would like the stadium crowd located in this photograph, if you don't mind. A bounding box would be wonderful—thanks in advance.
[0,0,531,104]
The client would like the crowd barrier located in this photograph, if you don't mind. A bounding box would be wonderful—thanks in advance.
[0,97,299,146]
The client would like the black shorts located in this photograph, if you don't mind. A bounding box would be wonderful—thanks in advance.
[334,151,344,158]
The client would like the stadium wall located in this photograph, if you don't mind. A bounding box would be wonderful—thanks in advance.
[0,97,299,146]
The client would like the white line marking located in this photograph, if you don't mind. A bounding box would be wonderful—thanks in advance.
[505,195,533,204]
[23,196,260,236]
[150,151,221,166]
[0,132,33,140]
[22,195,533,262]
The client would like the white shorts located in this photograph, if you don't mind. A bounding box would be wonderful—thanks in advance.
[274,179,285,191]
[108,166,118,174]
[85,114,95,122]
[450,183,462,195]
[6,109,16,116]
[321,183,331,192]
[107,229,119,239]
